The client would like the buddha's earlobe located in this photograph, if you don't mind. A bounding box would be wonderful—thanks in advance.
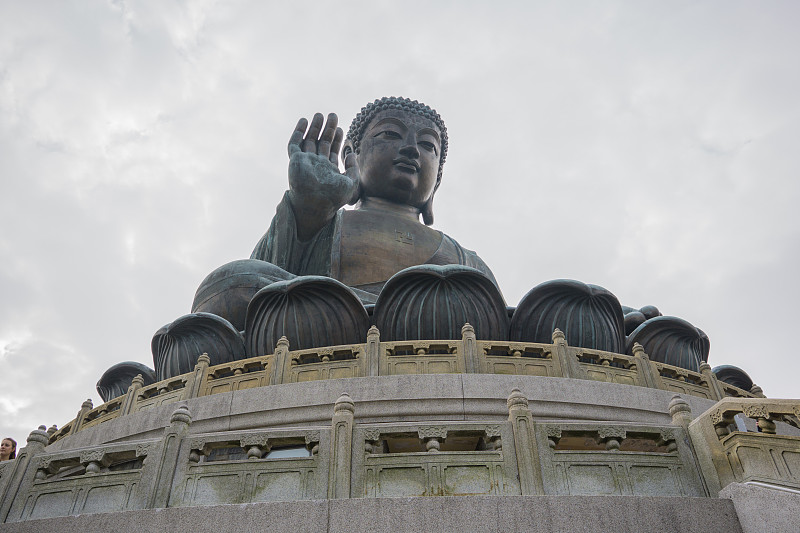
[421,195,434,225]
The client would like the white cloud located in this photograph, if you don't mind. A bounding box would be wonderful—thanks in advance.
[1,0,798,443]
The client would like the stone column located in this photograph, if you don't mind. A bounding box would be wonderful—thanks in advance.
[148,404,192,509]
[686,398,727,496]
[121,374,145,415]
[461,323,480,374]
[328,393,354,499]
[0,425,50,522]
[270,336,290,386]
[70,398,94,435]
[699,362,724,400]
[507,389,544,495]
[182,353,211,400]
[366,326,380,377]
[631,343,660,389]
[551,329,586,380]
[669,395,693,428]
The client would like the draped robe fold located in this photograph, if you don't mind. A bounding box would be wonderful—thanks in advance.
[251,192,498,297]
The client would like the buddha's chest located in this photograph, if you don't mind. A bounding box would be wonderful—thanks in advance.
[333,210,444,287]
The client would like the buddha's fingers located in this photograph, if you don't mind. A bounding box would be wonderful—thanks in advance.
[288,117,308,157]
[302,113,325,152]
[329,127,343,166]
[343,152,361,205]
[344,152,361,200]
[344,152,357,172]
[317,113,338,159]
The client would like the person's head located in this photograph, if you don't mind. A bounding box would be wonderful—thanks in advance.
[344,97,449,225]
[1,438,16,460]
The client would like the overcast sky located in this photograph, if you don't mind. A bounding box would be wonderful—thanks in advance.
[2,1,798,444]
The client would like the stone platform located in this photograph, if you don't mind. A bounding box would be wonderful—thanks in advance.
[1,334,798,532]
[0,493,760,533]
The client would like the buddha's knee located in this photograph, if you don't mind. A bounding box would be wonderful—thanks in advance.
[191,259,295,331]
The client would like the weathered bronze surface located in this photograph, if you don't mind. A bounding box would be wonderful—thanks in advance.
[152,312,245,381]
[96,361,156,402]
[130,96,732,383]
[191,259,294,331]
[712,365,754,390]
[251,97,495,295]
[373,264,508,342]
[625,316,710,372]
[510,280,625,353]
[244,276,370,355]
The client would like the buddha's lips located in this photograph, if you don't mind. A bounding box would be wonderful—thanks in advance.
[393,158,420,172]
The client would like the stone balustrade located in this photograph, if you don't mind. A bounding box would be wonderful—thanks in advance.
[689,397,800,494]
[0,390,707,522]
[49,326,757,444]
[3,382,798,525]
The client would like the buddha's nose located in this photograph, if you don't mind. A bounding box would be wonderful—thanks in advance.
[399,138,419,158]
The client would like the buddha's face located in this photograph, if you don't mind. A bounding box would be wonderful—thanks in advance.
[355,109,442,210]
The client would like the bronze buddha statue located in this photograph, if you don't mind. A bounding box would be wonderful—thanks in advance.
[249,97,496,298]
[101,97,718,389]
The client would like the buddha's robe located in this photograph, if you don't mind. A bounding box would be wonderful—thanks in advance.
[251,192,497,298]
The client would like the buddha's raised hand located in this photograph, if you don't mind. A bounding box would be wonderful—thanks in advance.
[287,113,360,235]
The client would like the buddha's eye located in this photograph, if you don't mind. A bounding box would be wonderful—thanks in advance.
[418,141,437,154]
[375,130,402,139]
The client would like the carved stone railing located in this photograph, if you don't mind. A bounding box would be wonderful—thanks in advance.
[352,422,515,497]
[534,420,706,496]
[689,397,800,494]
[4,389,721,522]
[49,325,756,443]
[171,427,325,506]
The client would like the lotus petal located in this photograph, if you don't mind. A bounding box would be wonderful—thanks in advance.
[96,362,156,402]
[373,265,508,341]
[712,365,753,391]
[152,312,245,381]
[510,279,625,352]
[245,276,370,355]
[625,316,710,372]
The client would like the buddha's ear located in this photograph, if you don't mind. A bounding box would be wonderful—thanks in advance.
[421,195,435,225]
[419,194,433,226]
[422,176,442,226]
[341,139,356,166]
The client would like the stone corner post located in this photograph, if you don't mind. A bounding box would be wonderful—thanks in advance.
[69,398,94,435]
[551,329,586,380]
[121,374,146,415]
[462,323,480,374]
[270,336,290,385]
[328,393,354,499]
[669,394,693,428]
[698,362,724,400]
[507,389,544,495]
[148,404,192,509]
[631,343,662,389]
[182,353,211,400]
[366,326,380,377]
[0,425,50,522]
